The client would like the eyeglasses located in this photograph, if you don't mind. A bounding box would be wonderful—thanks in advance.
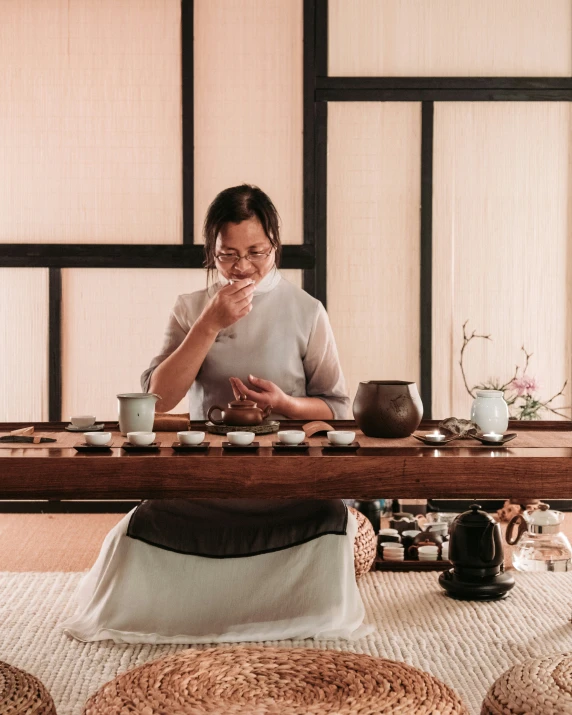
[215,250,273,264]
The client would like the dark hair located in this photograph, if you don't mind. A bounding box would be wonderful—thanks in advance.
[203,185,282,284]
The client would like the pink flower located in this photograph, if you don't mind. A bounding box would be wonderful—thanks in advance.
[510,374,540,396]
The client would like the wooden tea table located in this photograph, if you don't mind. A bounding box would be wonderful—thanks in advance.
[1,420,572,500]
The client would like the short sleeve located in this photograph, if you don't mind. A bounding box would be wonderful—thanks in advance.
[140,297,190,392]
[303,303,351,419]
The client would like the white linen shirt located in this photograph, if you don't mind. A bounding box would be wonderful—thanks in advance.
[141,270,351,420]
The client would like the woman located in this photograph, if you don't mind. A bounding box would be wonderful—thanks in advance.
[62,185,371,644]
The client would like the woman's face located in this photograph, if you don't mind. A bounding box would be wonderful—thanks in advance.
[215,217,276,284]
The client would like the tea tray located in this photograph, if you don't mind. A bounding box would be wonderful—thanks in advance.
[375,557,452,572]
[206,421,279,435]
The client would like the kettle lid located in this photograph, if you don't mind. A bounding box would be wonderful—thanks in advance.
[455,503,496,525]
[527,503,562,526]
[228,393,257,408]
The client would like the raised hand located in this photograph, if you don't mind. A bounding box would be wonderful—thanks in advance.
[229,374,288,414]
[199,278,255,333]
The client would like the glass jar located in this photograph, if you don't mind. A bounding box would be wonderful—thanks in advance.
[470,390,509,433]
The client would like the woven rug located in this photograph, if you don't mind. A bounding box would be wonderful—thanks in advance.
[1,572,572,714]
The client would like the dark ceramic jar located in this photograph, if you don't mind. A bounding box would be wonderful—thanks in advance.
[352,381,423,438]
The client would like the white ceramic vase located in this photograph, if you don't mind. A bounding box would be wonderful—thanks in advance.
[470,390,509,433]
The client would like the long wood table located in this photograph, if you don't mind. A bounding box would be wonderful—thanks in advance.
[1,420,572,500]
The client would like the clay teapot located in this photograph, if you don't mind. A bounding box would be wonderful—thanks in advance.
[207,394,272,426]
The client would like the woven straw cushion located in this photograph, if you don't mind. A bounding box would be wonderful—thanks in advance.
[0,661,56,715]
[84,645,468,714]
[482,653,572,714]
[349,506,377,578]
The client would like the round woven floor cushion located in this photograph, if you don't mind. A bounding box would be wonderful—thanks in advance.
[84,645,468,714]
[482,652,572,714]
[349,506,377,578]
[0,661,56,715]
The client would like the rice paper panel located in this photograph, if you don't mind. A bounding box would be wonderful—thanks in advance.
[0,0,181,243]
[62,269,207,421]
[432,103,572,421]
[61,269,302,420]
[194,0,303,244]
[0,269,49,421]
[329,0,572,77]
[327,103,421,404]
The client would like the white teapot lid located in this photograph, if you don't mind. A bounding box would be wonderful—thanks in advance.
[527,504,561,527]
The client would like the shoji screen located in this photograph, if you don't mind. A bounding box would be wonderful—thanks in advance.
[327,103,421,401]
[432,103,572,420]
[0,0,182,244]
[194,0,303,244]
[329,0,572,76]
[0,270,49,421]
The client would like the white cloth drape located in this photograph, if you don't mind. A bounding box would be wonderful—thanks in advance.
[61,509,372,644]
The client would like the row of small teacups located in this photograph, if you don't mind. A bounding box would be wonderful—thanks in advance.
[380,542,449,562]
[83,429,356,448]
[378,524,450,562]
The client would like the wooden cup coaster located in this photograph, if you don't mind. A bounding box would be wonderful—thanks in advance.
[73,443,113,452]
[222,441,260,451]
[171,441,210,452]
[272,441,309,451]
[121,441,161,452]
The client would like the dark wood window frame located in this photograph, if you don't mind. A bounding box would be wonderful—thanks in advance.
[1,0,571,421]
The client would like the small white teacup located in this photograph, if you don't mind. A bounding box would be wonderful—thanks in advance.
[418,545,439,561]
[227,431,255,446]
[327,430,355,446]
[277,430,306,445]
[84,432,112,446]
[71,415,96,429]
[127,431,155,446]
[177,431,205,446]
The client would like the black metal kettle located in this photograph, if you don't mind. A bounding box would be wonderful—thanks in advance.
[439,503,515,600]
[449,504,504,576]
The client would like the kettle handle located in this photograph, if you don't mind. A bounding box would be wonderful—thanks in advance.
[262,404,272,420]
[506,513,527,545]
[207,405,224,425]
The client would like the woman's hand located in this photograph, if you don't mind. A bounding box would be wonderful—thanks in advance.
[229,375,288,414]
[198,278,255,333]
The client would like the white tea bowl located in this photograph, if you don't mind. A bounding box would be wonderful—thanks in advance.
[277,430,306,445]
[71,415,96,429]
[84,432,111,446]
[227,431,255,446]
[177,431,205,446]
[327,430,355,446]
[127,431,156,446]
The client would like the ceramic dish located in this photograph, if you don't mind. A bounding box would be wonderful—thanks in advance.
[473,433,517,446]
[171,441,210,452]
[73,442,113,452]
[222,441,260,451]
[412,434,457,445]
[121,441,161,452]
[65,423,104,432]
[321,441,360,452]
